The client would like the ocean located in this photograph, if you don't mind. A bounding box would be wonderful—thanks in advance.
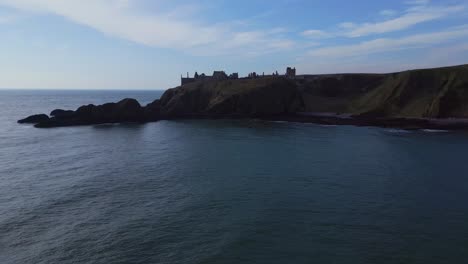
[1,90,468,264]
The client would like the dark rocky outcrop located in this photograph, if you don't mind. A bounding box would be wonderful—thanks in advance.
[18,114,49,124]
[17,64,468,130]
[144,99,162,121]
[50,109,75,118]
[33,98,153,128]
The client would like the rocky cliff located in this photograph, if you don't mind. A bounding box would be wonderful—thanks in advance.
[159,77,303,117]
[18,64,468,129]
[352,64,468,118]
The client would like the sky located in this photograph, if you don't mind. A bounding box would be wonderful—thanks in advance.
[0,0,467,89]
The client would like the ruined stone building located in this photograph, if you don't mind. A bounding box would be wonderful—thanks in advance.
[181,71,238,85]
[181,67,296,85]
[286,67,296,78]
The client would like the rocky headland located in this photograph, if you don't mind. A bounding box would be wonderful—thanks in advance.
[18,64,468,130]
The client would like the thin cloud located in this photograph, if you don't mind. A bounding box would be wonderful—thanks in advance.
[339,22,356,29]
[345,4,465,37]
[0,12,22,24]
[405,0,430,7]
[302,1,465,39]
[301,29,331,39]
[379,9,398,17]
[308,26,468,58]
[0,14,15,23]
[0,0,293,56]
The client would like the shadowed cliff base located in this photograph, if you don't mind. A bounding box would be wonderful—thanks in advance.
[18,64,468,130]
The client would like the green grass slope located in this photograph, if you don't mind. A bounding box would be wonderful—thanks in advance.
[352,65,468,118]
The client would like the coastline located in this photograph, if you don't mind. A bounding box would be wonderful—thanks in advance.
[268,113,468,131]
[19,111,468,131]
[168,113,468,131]
[17,64,468,131]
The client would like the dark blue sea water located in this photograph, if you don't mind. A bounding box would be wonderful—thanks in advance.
[1,90,468,264]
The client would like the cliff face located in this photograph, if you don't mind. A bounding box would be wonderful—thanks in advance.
[352,65,468,118]
[159,77,304,117]
[297,74,386,113]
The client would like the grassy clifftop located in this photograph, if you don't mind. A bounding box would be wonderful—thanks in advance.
[352,64,468,118]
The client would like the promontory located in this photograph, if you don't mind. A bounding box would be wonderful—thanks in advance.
[18,64,468,130]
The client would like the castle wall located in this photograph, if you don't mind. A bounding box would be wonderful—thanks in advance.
[181,78,196,85]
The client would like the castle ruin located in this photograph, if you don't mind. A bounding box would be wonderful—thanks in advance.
[181,71,238,86]
[286,67,296,78]
[181,67,296,85]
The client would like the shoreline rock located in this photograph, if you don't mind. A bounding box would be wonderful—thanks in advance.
[18,114,50,124]
[18,108,468,130]
[25,98,159,128]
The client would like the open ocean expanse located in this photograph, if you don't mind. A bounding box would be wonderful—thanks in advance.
[2,89,468,264]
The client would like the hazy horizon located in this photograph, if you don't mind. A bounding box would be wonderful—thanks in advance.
[1,0,468,89]
[2,62,468,90]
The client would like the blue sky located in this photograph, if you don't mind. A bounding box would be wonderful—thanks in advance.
[0,0,467,89]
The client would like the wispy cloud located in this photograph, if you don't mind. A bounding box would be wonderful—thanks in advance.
[308,25,468,58]
[404,0,430,7]
[1,0,466,66]
[0,0,293,56]
[193,29,295,56]
[345,4,465,37]
[0,14,14,23]
[301,29,331,39]
[301,1,465,39]
[0,11,22,24]
[379,9,398,17]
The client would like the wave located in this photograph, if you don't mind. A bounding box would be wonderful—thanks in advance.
[384,129,413,134]
[421,129,449,133]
